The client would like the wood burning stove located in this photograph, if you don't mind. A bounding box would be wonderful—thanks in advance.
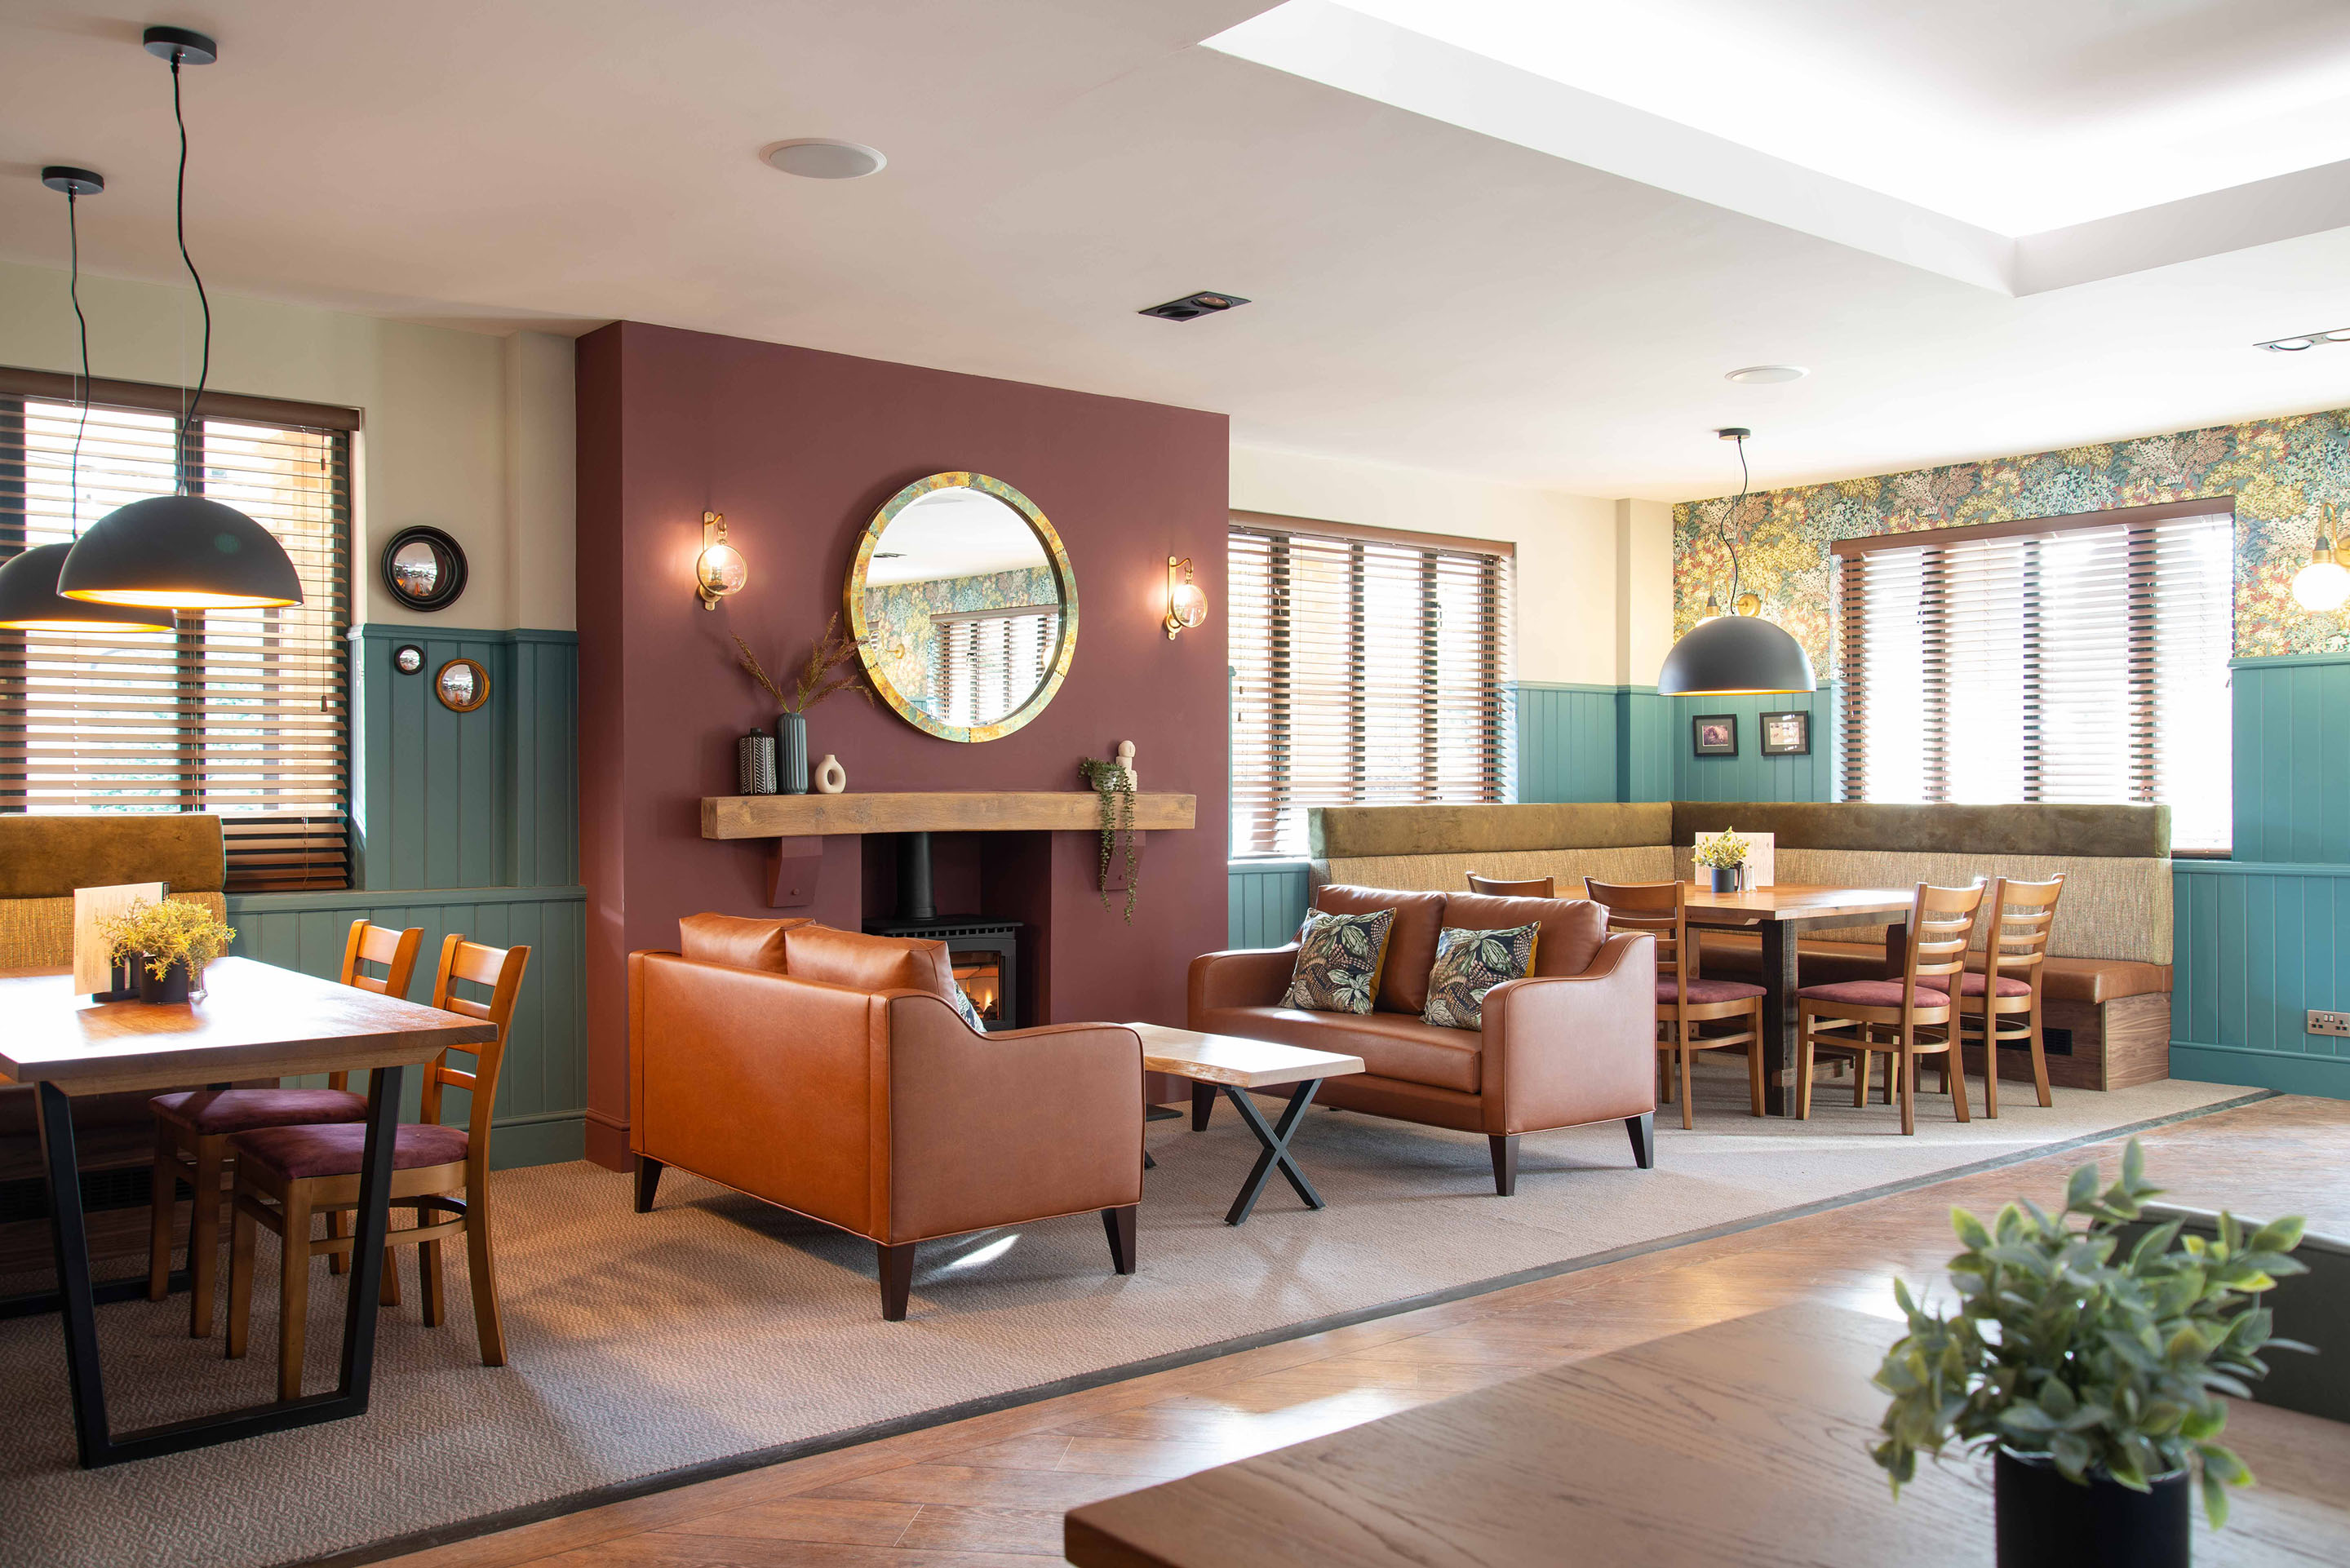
[864,832,1022,1030]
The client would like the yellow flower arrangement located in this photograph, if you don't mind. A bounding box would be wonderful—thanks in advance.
[1694,827,1749,870]
[100,898,236,980]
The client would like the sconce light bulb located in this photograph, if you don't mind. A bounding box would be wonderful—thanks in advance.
[696,511,747,609]
[1164,555,1208,638]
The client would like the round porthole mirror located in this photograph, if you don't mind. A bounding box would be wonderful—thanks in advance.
[381,525,468,612]
[845,472,1076,742]
[435,657,490,712]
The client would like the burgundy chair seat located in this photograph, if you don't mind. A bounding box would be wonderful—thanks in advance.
[1797,980,1951,1010]
[1657,977,1766,1005]
[229,1122,468,1181]
[149,1088,368,1136]
[1919,971,2033,998]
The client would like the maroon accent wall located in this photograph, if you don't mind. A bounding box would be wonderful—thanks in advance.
[575,322,1230,1170]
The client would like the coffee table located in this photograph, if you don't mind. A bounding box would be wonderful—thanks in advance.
[1126,1023,1364,1225]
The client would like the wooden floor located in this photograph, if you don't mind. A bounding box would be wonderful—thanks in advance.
[390,1094,2347,1568]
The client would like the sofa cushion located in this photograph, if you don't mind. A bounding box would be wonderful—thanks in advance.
[1313,885,1445,1014]
[1423,923,1539,1030]
[1283,908,1394,1016]
[783,924,957,1000]
[679,913,805,972]
[1442,893,1605,977]
[1199,1006,1481,1093]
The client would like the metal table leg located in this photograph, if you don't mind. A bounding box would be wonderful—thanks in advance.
[35,1064,407,1468]
[1220,1079,1326,1225]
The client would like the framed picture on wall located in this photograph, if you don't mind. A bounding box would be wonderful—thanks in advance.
[1691,714,1738,757]
[1761,710,1811,755]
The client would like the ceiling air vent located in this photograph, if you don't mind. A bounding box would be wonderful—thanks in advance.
[1140,290,1250,321]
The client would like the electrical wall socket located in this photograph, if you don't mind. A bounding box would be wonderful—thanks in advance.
[2310,1010,2350,1038]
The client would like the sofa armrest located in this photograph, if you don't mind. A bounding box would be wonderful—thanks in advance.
[883,994,1144,1244]
[1478,931,1656,1135]
[629,950,885,1235]
[1189,946,1298,1022]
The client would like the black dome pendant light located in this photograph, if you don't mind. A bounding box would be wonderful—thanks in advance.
[57,25,304,614]
[1656,427,1817,698]
[0,167,172,634]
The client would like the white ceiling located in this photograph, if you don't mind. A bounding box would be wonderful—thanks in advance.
[865,489,1051,588]
[2,0,2349,500]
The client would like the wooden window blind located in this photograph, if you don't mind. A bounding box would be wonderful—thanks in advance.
[929,605,1059,729]
[1,375,354,891]
[1229,515,1513,859]
[1833,498,2232,853]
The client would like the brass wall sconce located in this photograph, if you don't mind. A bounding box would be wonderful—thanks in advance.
[696,512,747,610]
[1164,555,1207,639]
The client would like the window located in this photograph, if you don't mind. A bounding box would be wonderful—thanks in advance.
[1229,514,1513,858]
[1835,498,2233,853]
[1,370,356,890]
[929,604,1060,729]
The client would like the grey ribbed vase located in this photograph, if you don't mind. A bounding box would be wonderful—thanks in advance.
[774,711,809,795]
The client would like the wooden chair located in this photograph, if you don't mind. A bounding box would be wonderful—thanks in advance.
[1796,881,1984,1134]
[1466,874,1554,897]
[1928,874,2064,1118]
[146,919,423,1336]
[1584,878,1765,1126]
[225,936,528,1397]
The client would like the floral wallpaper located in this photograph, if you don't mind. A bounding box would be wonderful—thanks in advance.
[1671,408,2350,672]
[862,565,1059,705]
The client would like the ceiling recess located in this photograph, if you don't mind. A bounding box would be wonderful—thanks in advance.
[763,139,888,179]
[1139,290,1250,322]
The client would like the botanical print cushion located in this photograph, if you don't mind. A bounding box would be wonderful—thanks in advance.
[1282,908,1396,1016]
[1422,924,1541,1030]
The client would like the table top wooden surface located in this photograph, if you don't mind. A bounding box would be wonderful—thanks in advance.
[1065,1301,2350,1567]
[1681,882,1915,926]
[1125,1023,1366,1089]
[0,957,496,1096]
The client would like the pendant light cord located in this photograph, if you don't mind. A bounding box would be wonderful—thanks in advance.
[66,186,91,537]
[1720,432,1751,608]
[170,51,211,493]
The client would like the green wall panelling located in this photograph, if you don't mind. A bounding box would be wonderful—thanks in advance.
[1229,861,1311,949]
[1619,689,1673,802]
[226,887,588,1167]
[1515,684,1623,803]
[1670,684,1840,804]
[2231,655,2350,866]
[2170,860,2350,1097]
[353,627,579,893]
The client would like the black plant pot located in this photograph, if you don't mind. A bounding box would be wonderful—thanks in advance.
[135,958,193,1005]
[1709,865,1743,893]
[1993,1451,2189,1568]
[774,711,809,795]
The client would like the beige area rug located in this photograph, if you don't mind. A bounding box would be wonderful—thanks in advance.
[0,1067,2258,1568]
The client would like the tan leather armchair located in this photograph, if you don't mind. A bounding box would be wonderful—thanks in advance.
[629,916,1144,1319]
[1191,888,1658,1194]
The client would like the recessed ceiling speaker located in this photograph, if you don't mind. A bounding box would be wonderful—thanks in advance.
[1140,291,1251,321]
[1724,365,1807,384]
[763,139,888,179]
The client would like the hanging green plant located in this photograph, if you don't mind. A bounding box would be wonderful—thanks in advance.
[1079,755,1140,924]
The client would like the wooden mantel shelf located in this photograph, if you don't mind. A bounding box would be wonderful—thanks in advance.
[702,791,1198,840]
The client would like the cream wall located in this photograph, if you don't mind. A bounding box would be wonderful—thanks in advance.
[0,259,574,631]
[1229,445,1669,685]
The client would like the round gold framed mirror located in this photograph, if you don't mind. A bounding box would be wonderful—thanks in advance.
[846,472,1077,742]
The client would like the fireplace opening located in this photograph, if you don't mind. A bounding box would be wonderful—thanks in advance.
[866,832,1023,1030]
[955,953,1006,1028]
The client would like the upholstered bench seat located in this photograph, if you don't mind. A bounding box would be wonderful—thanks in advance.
[1196,1005,1484,1094]
[229,1121,468,1181]
[1696,932,2169,1004]
[149,1088,368,1136]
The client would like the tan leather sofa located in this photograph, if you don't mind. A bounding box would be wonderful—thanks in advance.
[628,915,1145,1320]
[1189,887,1657,1195]
[1307,800,2175,1092]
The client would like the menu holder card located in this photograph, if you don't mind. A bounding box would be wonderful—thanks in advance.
[73,882,165,998]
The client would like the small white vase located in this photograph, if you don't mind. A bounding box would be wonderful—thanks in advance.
[814,754,847,795]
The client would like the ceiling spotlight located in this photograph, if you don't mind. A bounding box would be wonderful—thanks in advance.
[2255,328,2350,353]
[1725,365,1807,384]
[763,139,887,179]
[1140,290,1251,322]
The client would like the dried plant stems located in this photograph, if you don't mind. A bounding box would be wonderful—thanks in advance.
[735,613,874,714]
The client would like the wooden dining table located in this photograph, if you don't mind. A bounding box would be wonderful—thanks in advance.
[0,957,495,1468]
[1065,1300,2350,1566]
[1680,883,1917,1115]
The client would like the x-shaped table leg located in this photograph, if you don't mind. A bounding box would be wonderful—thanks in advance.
[1221,1079,1325,1225]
